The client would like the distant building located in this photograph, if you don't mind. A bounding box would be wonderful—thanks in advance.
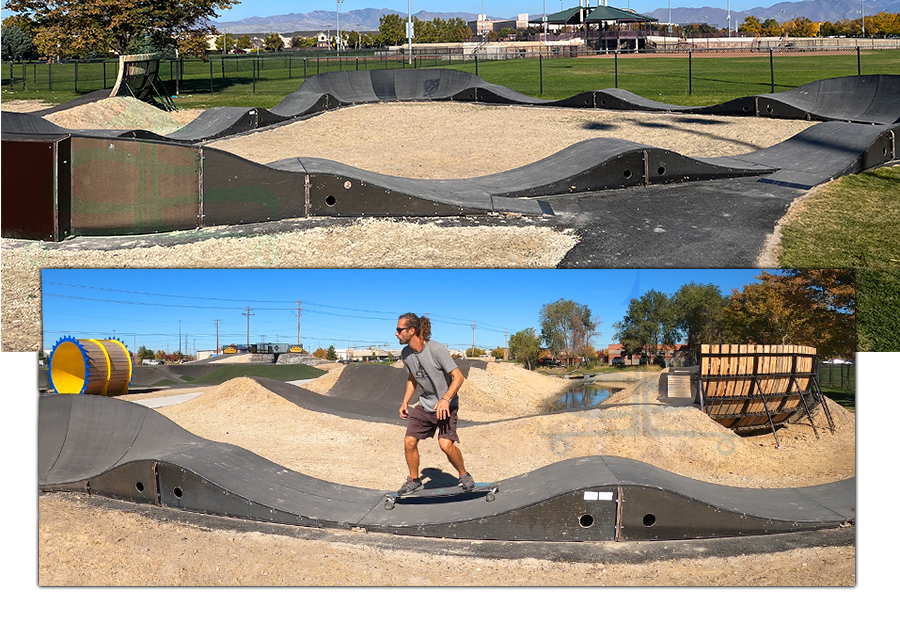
[468,13,532,36]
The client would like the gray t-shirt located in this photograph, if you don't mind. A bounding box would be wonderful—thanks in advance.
[401,340,459,413]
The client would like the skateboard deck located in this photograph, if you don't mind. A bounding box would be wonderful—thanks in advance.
[384,482,499,510]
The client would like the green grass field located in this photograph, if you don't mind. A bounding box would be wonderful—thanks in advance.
[179,363,326,385]
[820,387,855,412]
[777,165,900,352]
[4,48,899,108]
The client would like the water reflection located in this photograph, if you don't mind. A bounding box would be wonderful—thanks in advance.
[548,382,622,412]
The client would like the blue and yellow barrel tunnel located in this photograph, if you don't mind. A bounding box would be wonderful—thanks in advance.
[49,337,133,396]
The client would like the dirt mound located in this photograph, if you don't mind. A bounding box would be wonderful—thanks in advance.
[43,97,201,134]
[460,362,569,418]
[300,364,345,394]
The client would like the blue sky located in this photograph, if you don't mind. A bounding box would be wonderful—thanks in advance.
[216,1,765,22]
[41,269,764,354]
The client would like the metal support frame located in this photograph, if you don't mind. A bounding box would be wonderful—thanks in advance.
[810,374,836,434]
[750,375,781,448]
[790,375,820,439]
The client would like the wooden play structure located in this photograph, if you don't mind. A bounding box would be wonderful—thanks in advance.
[699,344,835,447]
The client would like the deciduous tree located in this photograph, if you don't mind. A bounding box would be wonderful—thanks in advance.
[4,0,236,58]
[263,32,282,51]
[721,269,855,360]
[509,328,541,370]
[377,13,405,46]
[613,290,677,359]
[539,299,599,364]
[672,282,728,358]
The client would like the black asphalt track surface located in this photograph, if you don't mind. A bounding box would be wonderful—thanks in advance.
[255,361,487,425]
[7,71,898,143]
[39,393,855,544]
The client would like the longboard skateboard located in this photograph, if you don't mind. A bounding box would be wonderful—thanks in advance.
[384,482,499,510]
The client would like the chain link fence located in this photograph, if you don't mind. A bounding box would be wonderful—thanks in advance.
[817,362,855,390]
[4,45,899,103]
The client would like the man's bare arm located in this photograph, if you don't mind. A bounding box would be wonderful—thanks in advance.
[399,372,418,419]
[435,368,464,419]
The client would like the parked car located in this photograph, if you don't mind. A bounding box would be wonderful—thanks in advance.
[611,357,625,367]
[538,357,563,367]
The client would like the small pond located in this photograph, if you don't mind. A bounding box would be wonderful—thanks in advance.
[547,381,623,412]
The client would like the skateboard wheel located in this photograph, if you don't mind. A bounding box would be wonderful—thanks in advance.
[384,498,395,510]
[486,491,495,502]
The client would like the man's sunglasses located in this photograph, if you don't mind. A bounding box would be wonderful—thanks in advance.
[396,326,409,333]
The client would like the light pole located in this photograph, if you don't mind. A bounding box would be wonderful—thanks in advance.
[336,0,343,52]
[861,1,866,38]
[542,0,547,41]
[726,0,731,37]
[407,0,413,65]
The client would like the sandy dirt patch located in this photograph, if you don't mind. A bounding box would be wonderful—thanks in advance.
[42,96,202,134]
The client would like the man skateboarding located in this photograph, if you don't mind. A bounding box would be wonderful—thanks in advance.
[395,312,476,496]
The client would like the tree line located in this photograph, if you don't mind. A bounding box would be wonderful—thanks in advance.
[0,5,477,61]
[506,270,855,371]
[737,12,900,38]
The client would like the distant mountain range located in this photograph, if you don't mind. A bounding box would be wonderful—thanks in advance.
[647,0,900,28]
[212,9,496,34]
[212,1,900,34]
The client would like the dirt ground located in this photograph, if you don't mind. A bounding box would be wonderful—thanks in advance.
[37,364,856,587]
[1,96,814,353]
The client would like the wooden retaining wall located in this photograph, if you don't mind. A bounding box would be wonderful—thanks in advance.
[700,344,817,430]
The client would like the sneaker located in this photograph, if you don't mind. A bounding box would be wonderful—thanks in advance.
[398,476,423,496]
[458,472,476,492]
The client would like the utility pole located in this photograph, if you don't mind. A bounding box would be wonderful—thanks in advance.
[178,320,182,357]
[471,321,476,357]
[243,306,255,349]
[295,301,303,350]
[214,319,221,354]
[504,328,508,348]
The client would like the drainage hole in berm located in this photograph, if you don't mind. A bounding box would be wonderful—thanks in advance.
[135,482,144,492]
[325,195,336,207]
[579,514,594,528]
[173,487,183,499]
[623,169,632,179]
[643,513,656,527]
[657,166,666,175]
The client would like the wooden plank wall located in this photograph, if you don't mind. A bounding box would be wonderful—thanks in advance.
[700,344,816,430]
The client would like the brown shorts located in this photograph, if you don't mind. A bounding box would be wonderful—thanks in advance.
[405,404,460,443]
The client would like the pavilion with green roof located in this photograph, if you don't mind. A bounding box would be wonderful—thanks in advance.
[530,4,659,50]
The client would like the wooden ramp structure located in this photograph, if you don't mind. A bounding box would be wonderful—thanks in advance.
[699,344,835,447]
